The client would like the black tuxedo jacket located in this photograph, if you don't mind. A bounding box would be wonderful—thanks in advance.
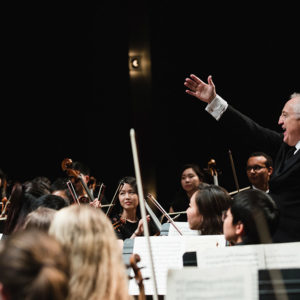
[218,105,300,242]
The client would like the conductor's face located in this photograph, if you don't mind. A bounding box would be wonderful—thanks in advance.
[278,97,300,146]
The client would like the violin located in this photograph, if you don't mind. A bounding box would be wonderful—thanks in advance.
[61,158,95,203]
[112,217,126,230]
[129,253,146,300]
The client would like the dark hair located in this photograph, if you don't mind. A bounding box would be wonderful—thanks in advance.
[248,152,273,168]
[231,189,279,244]
[72,161,91,176]
[32,194,70,211]
[23,207,57,232]
[0,229,69,300]
[3,183,37,235]
[194,185,232,234]
[23,176,51,198]
[50,177,72,204]
[179,163,205,182]
[50,177,68,192]
[119,176,138,193]
[109,176,140,219]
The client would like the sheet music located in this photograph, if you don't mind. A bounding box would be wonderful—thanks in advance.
[129,236,184,295]
[197,245,265,299]
[196,245,265,269]
[263,242,300,269]
[168,222,199,236]
[166,266,255,300]
[183,235,226,252]
[128,235,228,295]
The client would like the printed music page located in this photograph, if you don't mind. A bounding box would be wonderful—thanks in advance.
[182,235,226,252]
[129,236,184,295]
[263,242,300,268]
[128,235,229,295]
[196,244,265,299]
[196,244,265,269]
[166,266,255,300]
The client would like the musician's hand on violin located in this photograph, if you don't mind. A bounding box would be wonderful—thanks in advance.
[89,198,102,209]
[184,74,216,103]
[133,215,150,237]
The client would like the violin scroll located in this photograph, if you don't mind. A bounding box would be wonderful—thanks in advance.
[61,158,80,178]
[129,253,146,300]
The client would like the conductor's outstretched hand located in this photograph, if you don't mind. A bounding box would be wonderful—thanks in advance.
[184,74,216,104]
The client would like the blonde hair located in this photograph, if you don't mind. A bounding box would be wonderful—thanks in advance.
[49,205,132,300]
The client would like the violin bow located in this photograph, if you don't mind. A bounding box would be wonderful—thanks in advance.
[105,181,124,217]
[97,183,106,201]
[147,193,183,236]
[130,128,159,300]
[228,150,240,193]
[66,180,80,205]
[144,200,162,234]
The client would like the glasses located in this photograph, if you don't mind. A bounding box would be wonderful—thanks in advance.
[246,165,267,172]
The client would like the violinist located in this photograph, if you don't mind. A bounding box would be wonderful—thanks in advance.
[169,163,207,221]
[110,176,156,240]
[66,160,107,208]
[67,160,92,204]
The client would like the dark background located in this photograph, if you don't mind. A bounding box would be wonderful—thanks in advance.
[2,1,299,208]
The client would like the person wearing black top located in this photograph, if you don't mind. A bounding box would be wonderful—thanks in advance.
[111,176,155,240]
[169,164,206,222]
[222,189,279,245]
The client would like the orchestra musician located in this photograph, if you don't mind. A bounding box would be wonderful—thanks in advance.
[222,189,279,245]
[110,176,156,240]
[49,204,133,300]
[246,152,273,193]
[66,160,93,204]
[169,163,207,221]
[186,184,231,234]
[62,159,107,208]
[184,74,300,242]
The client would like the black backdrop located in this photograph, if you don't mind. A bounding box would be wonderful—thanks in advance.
[2,2,299,208]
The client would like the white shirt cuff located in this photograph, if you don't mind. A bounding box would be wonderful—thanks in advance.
[205,95,228,121]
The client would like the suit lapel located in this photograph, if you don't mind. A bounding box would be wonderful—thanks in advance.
[272,147,300,181]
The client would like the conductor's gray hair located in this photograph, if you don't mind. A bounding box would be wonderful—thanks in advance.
[290,93,300,119]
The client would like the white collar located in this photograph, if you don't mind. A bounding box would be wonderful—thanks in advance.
[252,185,269,193]
[295,141,300,153]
